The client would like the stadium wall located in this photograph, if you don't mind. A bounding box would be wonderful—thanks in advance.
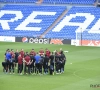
[0,36,71,45]
[0,36,100,47]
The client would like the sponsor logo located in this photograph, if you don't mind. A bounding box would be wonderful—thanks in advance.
[16,37,49,44]
[29,38,49,44]
[71,39,79,46]
[0,36,15,42]
[79,40,100,46]
[22,37,28,43]
[50,39,63,45]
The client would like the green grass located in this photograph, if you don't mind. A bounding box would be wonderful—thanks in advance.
[0,42,100,90]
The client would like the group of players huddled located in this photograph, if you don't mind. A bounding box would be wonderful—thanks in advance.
[2,48,66,75]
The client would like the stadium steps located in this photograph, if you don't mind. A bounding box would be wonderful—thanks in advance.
[39,8,68,38]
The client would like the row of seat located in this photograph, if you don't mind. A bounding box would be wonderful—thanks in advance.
[0,31,40,37]
[0,0,96,5]
[0,31,100,40]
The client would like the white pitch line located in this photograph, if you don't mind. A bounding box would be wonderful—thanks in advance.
[73,69,85,79]
[73,68,99,82]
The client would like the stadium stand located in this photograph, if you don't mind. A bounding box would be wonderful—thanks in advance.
[0,0,96,5]
[0,4,100,40]
[0,5,67,37]
[45,6,100,40]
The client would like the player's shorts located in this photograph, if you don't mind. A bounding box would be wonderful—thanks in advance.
[2,62,7,68]
[15,58,18,63]
[11,58,15,62]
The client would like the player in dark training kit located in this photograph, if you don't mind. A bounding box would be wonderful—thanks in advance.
[30,49,36,74]
[49,52,54,75]
[15,49,19,68]
[10,49,15,74]
[2,49,9,73]
[43,54,49,74]
[60,51,66,73]
[2,62,7,73]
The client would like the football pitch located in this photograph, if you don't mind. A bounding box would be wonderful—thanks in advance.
[0,42,100,90]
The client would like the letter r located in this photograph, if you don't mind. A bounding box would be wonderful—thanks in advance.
[0,10,23,30]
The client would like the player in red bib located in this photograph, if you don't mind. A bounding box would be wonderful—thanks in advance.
[39,48,44,55]
[20,49,25,59]
[30,49,36,74]
[10,49,15,59]
[45,48,51,57]
[18,54,23,75]
[30,49,36,56]
[24,54,31,74]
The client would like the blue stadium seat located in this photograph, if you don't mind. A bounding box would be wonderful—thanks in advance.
[0,0,96,5]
